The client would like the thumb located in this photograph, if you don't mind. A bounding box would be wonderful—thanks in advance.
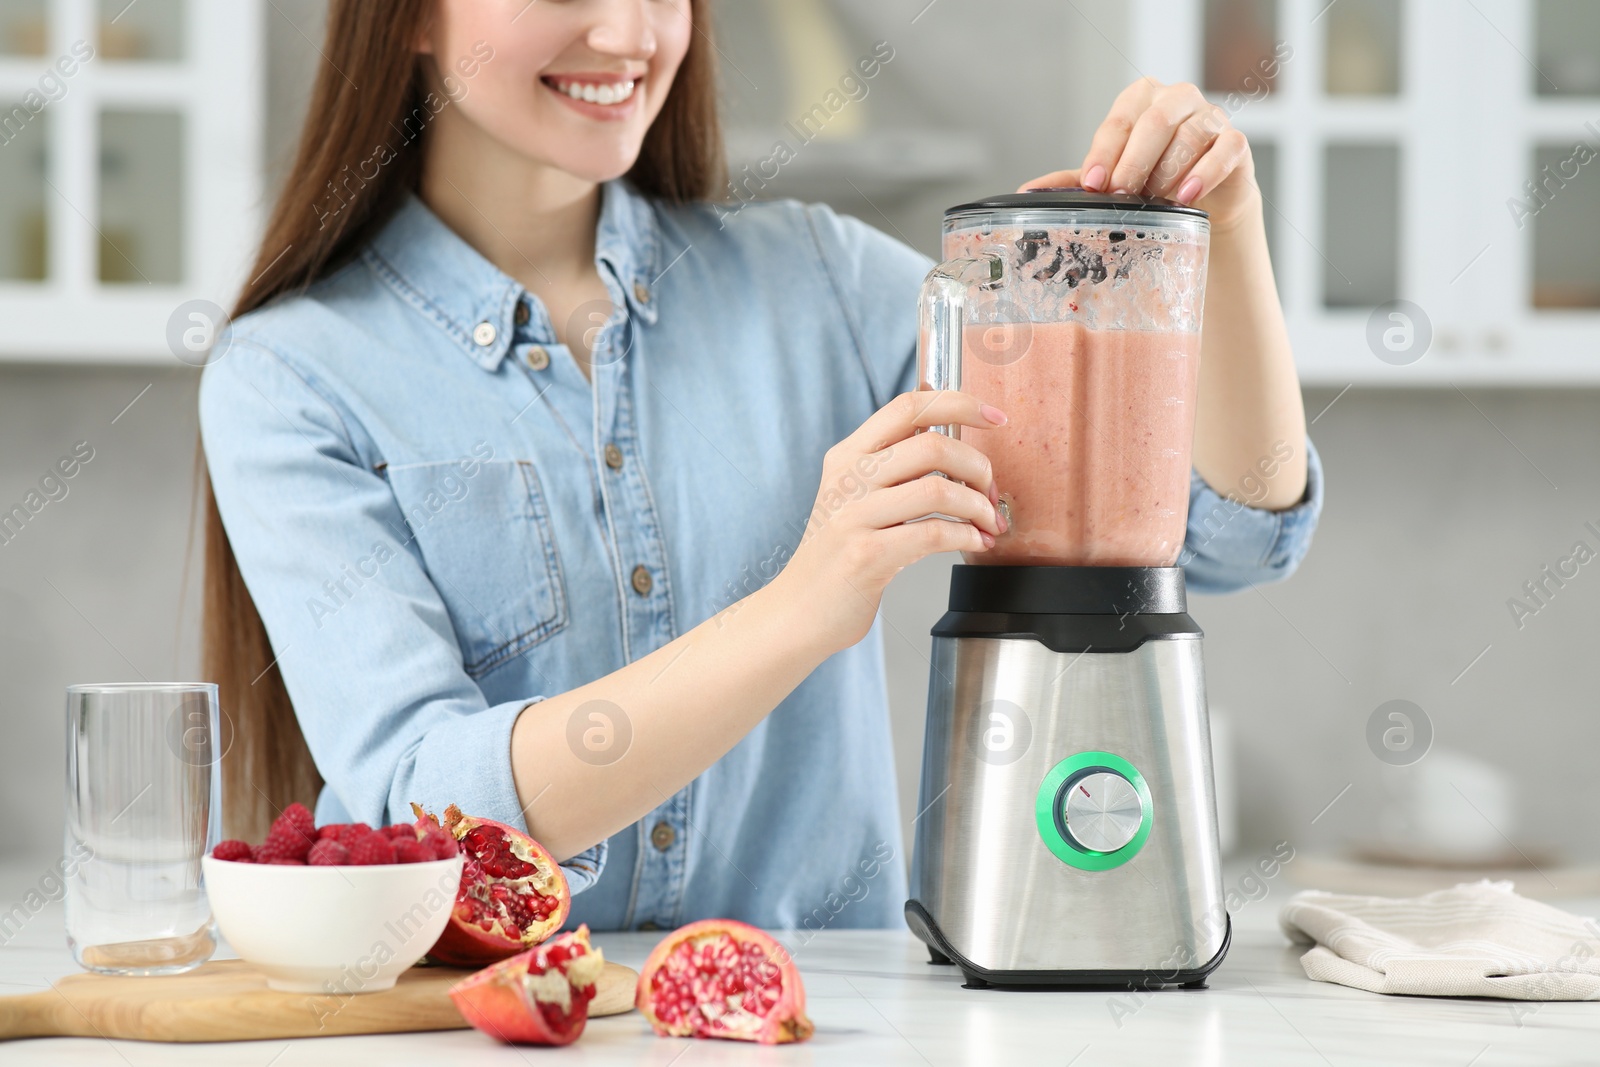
[1016,168,1083,193]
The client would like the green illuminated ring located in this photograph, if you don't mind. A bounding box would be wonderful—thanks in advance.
[1035,751,1152,871]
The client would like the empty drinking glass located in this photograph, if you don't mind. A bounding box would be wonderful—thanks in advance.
[64,683,222,974]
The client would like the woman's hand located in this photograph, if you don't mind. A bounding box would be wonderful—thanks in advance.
[769,390,1007,655]
[1019,78,1260,234]
[1021,78,1308,512]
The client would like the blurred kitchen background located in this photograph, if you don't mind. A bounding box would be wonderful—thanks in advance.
[1,0,1597,895]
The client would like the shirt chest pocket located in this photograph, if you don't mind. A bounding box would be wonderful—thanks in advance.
[385,459,569,678]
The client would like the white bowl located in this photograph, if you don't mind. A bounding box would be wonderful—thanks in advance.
[202,854,464,993]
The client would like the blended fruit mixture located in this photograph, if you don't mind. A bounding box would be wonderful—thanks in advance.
[958,320,1200,567]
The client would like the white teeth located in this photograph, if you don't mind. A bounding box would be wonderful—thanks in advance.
[553,79,637,105]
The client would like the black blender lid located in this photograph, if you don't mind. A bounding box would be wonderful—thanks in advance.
[945,187,1208,220]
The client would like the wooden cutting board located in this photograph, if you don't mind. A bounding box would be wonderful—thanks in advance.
[0,958,637,1043]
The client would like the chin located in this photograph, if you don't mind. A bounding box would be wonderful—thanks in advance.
[537,144,646,187]
[564,157,643,185]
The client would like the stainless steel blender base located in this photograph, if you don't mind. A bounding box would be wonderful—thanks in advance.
[905,899,1231,990]
[906,630,1230,988]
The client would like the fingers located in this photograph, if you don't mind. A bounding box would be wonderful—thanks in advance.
[1017,168,1082,193]
[1076,79,1250,205]
[1145,102,1230,200]
[1168,127,1250,206]
[864,475,1002,537]
[881,514,993,563]
[1106,82,1210,195]
[866,430,995,496]
[842,390,1006,457]
[1078,77,1161,191]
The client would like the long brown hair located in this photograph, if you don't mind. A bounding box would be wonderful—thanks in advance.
[205,0,724,839]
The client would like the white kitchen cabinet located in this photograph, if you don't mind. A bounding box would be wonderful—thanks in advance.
[1132,0,1600,385]
[0,0,262,362]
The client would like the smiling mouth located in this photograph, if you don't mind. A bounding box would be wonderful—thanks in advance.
[541,76,639,106]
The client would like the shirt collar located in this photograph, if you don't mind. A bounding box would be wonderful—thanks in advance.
[595,178,661,327]
[362,178,661,372]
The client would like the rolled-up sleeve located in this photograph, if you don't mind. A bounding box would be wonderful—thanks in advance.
[199,339,606,893]
[1179,436,1325,594]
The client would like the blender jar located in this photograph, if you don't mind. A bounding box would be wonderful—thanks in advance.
[917,189,1211,567]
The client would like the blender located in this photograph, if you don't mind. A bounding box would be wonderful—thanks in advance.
[904,189,1229,988]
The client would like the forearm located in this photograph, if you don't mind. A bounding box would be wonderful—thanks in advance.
[1193,199,1309,510]
[507,386,1007,863]
[508,577,833,861]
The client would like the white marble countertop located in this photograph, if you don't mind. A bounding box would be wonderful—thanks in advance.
[2,857,1596,1066]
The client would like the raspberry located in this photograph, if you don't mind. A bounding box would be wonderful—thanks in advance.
[211,840,254,862]
[270,803,316,844]
[265,828,313,863]
[337,823,374,847]
[252,836,297,863]
[265,858,306,865]
[395,838,435,864]
[308,839,350,866]
[318,823,347,841]
[384,823,416,840]
[423,826,459,859]
[348,834,397,866]
[266,803,317,861]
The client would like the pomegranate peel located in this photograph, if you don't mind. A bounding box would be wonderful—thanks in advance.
[412,802,571,967]
[636,919,814,1044]
[448,925,605,1046]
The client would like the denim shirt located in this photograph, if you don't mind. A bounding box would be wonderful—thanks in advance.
[199,179,1323,932]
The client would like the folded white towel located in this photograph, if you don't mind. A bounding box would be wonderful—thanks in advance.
[1279,880,1600,1000]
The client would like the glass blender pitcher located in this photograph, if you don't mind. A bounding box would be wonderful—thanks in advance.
[905,190,1231,990]
[918,189,1210,567]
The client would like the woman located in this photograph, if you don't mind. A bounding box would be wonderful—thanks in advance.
[200,0,1322,932]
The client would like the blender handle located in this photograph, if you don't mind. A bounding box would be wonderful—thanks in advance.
[917,254,1004,439]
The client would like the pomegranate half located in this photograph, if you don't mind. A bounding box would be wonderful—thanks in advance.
[636,919,814,1044]
[448,925,605,1046]
[413,803,571,967]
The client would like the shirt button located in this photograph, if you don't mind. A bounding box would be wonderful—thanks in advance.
[631,565,653,596]
[514,301,530,326]
[604,443,624,470]
[472,321,497,346]
[650,822,676,851]
[638,920,661,931]
[525,345,550,370]
[633,280,651,305]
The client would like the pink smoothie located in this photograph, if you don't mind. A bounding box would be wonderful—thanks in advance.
[959,320,1200,567]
